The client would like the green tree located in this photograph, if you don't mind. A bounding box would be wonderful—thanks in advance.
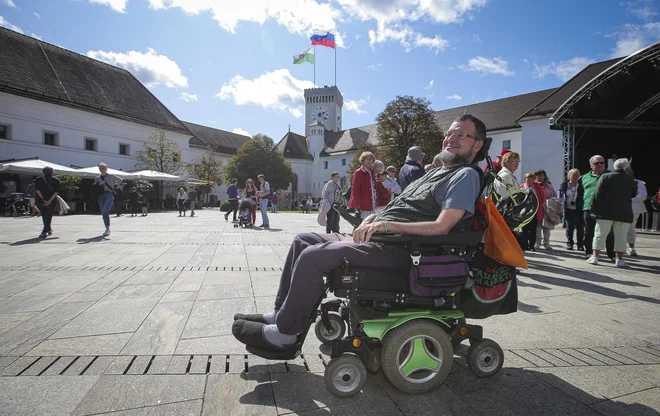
[135,129,184,174]
[346,142,380,185]
[187,152,224,196]
[375,96,444,167]
[57,174,82,196]
[225,134,295,191]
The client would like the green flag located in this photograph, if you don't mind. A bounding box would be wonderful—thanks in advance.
[293,47,315,65]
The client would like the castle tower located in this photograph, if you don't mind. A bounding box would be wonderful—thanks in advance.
[304,86,343,136]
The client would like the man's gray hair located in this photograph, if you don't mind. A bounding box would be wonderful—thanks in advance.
[373,160,385,173]
[589,155,604,164]
[613,158,630,170]
[432,153,443,166]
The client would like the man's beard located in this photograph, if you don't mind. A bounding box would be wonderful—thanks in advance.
[439,146,474,165]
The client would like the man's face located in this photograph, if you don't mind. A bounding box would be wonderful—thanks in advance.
[590,157,605,175]
[387,170,396,178]
[440,120,483,165]
[99,166,107,174]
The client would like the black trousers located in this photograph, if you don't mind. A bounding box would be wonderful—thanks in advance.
[522,215,538,250]
[326,208,340,233]
[114,200,123,216]
[38,203,54,233]
[226,200,239,221]
[584,210,614,257]
[130,201,139,215]
[564,209,584,247]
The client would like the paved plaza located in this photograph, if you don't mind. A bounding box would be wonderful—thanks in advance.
[0,210,659,415]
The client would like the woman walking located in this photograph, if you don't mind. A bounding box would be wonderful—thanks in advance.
[176,187,188,216]
[534,169,558,250]
[559,168,585,251]
[244,179,258,225]
[348,151,378,218]
[94,162,120,237]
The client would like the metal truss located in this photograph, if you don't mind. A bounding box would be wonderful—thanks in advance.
[562,124,575,178]
[555,118,660,130]
[624,91,660,122]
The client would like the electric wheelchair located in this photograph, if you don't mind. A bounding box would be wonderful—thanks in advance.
[247,143,517,398]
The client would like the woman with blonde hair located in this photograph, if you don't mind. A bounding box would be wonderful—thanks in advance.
[348,151,377,218]
[559,168,584,251]
[94,162,120,236]
[494,151,521,199]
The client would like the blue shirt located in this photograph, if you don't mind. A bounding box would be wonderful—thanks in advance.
[227,185,238,199]
[398,160,425,192]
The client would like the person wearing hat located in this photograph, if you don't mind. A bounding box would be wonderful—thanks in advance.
[382,165,402,201]
[486,149,510,174]
[398,146,425,192]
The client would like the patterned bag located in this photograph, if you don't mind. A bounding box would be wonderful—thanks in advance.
[409,254,469,297]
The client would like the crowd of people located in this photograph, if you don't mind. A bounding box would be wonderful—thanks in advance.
[223,174,272,228]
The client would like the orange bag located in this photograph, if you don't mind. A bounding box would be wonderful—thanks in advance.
[484,198,528,269]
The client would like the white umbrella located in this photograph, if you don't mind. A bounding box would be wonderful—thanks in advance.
[0,159,82,175]
[75,166,138,180]
[132,170,181,181]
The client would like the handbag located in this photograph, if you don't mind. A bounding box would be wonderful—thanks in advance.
[484,198,528,269]
[409,254,469,298]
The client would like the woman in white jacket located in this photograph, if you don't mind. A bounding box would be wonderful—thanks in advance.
[626,167,647,256]
[494,151,521,199]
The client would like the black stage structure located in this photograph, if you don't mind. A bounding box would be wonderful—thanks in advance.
[549,41,660,205]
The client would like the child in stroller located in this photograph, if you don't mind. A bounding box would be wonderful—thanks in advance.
[234,198,255,228]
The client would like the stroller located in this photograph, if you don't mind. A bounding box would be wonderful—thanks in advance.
[4,193,31,217]
[234,198,255,228]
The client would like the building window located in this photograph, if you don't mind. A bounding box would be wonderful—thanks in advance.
[85,138,98,151]
[119,143,130,156]
[0,124,9,140]
[341,158,346,166]
[502,140,511,150]
[44,132,58,146]
[340,177,347,188]
[324,161,328,169]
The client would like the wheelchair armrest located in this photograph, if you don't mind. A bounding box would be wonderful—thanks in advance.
[370,230,484,247]
[333,204,363,228]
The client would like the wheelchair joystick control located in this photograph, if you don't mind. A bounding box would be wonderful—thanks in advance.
[410,253,421,266]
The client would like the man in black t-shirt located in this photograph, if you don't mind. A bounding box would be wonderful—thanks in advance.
[34,166,61,238]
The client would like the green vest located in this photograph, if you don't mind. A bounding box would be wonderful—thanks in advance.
[581,171,601,211]
[375,164,477,223]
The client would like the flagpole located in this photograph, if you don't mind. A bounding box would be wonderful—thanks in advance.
[334,27,337,86]
[314,45,316,87]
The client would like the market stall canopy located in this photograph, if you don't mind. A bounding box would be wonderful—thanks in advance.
[131,170,182,181]
[0,158,82,175]
[75,166,139,180]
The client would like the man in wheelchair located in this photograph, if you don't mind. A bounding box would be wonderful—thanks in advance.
[233,115,487,354]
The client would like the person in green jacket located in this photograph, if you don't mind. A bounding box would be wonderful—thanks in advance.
[581,155,614,260]
[587,158,637,268]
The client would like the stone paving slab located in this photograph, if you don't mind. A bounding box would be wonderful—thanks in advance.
[0,211,659,415]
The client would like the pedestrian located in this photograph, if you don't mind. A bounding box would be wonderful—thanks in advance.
[318,171,343,233]
[587,158,637,267]
[520,173,543,251]
[372,160,391,213]
[626,167,647,257]
[534,169,558,250]
[494,151,521,199]
[348,151,378,218]
[139,188,148,216]
[485,149,510,174]
[559,168,585,251]
[129,187,139,217]
[34,166,60,238]
[382,166,402,201]
[257,174,270,228]
[271,191,278,213]
[176,187,188,216]
[581,155,615,261]
[114,181,125,217]
[398,146,425,192]
[27,178,40,217]
[225,178,239,221]
[188,187,197,217]
[94,162,120,237]
[244,179,258,224]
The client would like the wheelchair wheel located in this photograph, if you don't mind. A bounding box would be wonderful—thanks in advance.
[324,354,368,398]
[381,320,453,395]
[467,338,503,378]
[314,312,346,345]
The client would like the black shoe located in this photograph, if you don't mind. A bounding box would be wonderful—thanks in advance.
[224,214,228,221]
[232,320,293,353]
[234,313,269,324]
[47,230,53,235]
[39,232,47,238]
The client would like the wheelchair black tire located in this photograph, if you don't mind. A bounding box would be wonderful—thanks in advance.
[381,320,453,395]
[467,338,504,378]
[324,354,368,398]
[314,313,346,345]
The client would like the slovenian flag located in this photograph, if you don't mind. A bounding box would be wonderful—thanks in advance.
[310,29,336,49]
[293,47,315,65]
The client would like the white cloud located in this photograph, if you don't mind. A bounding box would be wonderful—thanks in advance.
[232,128,251,137]
[215,68,314,118]
[344,98,368,114]
[0,15,23,33]
[366,63,382,70]
[33,12,42,19]
[472,33,482,42]
[338,0,488,25]
[623,0,658,21]
[446,94,462,100]
[368,22,448,53]
[4,0,16,8]
[180,92,198,102]
[533,57,595,82]
[31,33,42,40]
[609,22,660,57]
[147,0,342,45]
[89,0,128,13]
[424,79,434,90]
[458,56,515,76]
[86,47,188,88]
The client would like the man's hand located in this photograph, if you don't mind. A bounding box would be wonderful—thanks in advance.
[360,213,378,226]
[99,180,105,185]
[353,221,385,244]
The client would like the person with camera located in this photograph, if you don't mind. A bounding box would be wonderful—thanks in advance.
[94,162,120,237]
[559,168,584,251]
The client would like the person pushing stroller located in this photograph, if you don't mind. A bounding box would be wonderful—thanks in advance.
[235,197,256,228]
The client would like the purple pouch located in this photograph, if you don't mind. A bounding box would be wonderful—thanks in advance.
[409,254,469,297]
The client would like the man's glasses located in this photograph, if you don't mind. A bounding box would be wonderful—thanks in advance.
[592,162,605,165]
[446,131,477,140]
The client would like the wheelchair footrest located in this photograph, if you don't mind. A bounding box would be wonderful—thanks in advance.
[246,345,301,361]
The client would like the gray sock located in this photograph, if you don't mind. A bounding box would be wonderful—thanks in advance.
[263,324,298,348]
[263,311,277,325]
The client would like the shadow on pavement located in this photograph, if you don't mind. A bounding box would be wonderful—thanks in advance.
[9,236,60,246]
[527,261,650,288]
[76,236,107,244]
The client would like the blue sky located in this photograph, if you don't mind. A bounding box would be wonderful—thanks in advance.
[2,0,659,140]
